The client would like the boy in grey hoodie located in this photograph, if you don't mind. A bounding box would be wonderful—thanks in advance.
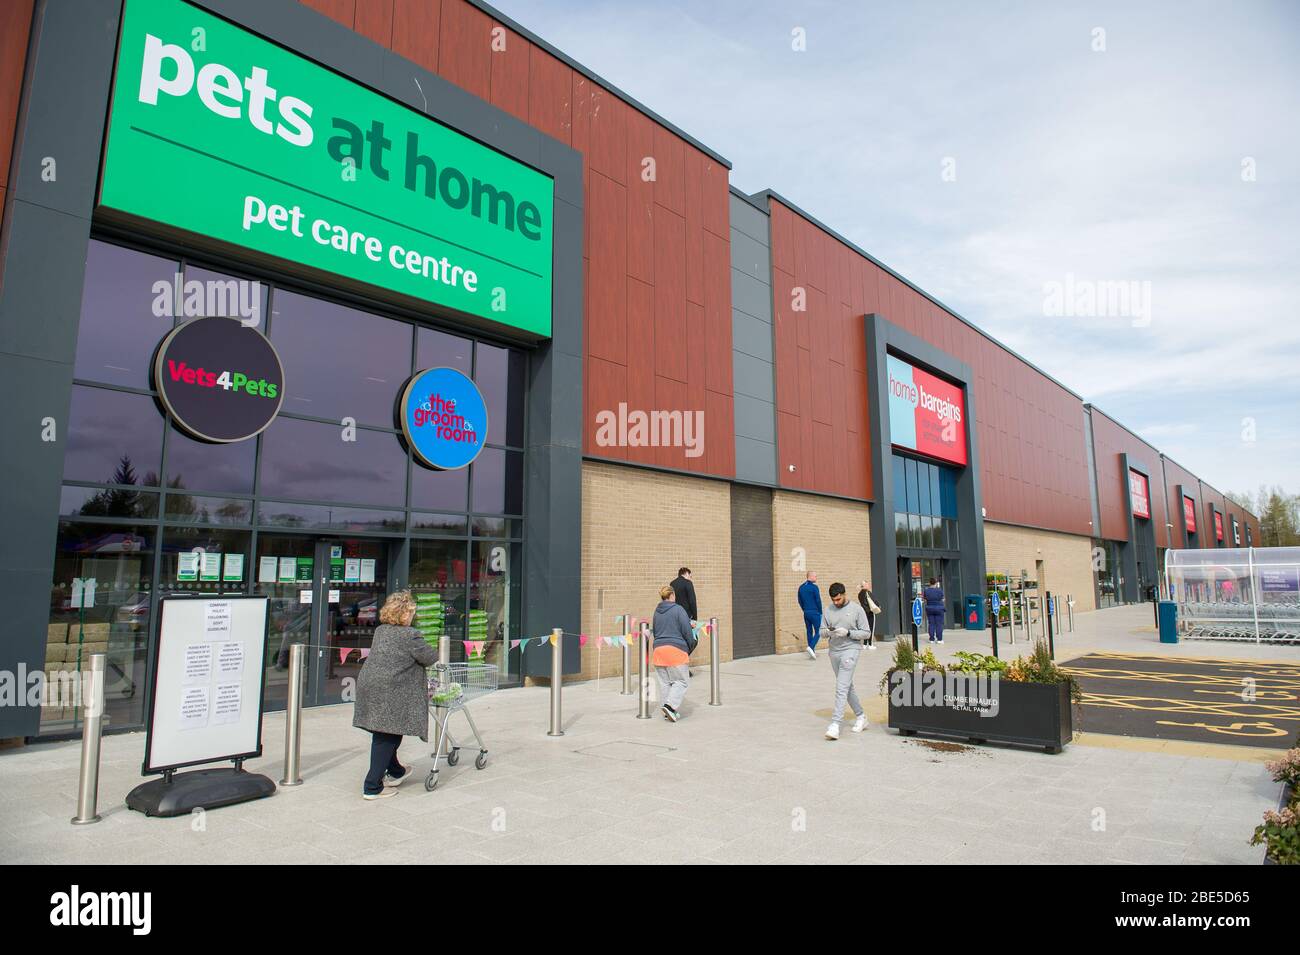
[819,582,871,740]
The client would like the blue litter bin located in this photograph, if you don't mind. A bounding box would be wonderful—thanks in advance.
[964,594,985,630]
[1157,601,1178,643]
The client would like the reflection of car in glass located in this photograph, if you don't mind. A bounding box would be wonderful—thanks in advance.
[114,592,151,624]
[356,598,379,626]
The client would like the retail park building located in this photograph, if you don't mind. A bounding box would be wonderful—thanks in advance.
[0,0,1260,739]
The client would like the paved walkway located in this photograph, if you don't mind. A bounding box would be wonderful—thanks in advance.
[0,605,1287,864]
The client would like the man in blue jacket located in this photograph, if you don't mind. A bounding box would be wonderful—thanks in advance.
[924,577,946,644]
[798,572,822,659]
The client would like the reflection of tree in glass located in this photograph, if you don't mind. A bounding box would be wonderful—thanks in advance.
[80,455,140,517]
[157,476,208,523]
[216,499,247,523]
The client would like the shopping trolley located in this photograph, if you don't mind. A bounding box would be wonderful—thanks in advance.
[425,661,498,791]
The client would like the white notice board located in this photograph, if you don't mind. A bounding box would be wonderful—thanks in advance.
[144,595,269,773]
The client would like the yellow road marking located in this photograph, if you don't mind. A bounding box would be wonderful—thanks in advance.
[1072,731,1287,763]
[1078,692,1300,721]
[1070,650,1300,668]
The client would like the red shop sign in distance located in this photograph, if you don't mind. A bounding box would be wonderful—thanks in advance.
[1129,470,1150,519]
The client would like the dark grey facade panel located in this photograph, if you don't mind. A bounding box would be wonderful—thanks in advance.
[865,314,986,637]
[1083,406,1101,537]
[734,392,776,443]
[0,0,122,739]
[728,231,771,284]
[730,193,776,488]
[731,270,774,326]
[730,199,771,247]
[729,484,775,658]
[733,352,775,407]
[732,310,773,364]
[0,0,584,736]
[734,437,777,486]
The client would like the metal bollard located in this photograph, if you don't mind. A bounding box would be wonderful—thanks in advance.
[637,621,651,719]
[547,628,564,737]
[708,616,721,706]
[280,642,305,787]
[620,615,633,695]
[70,653,106,825]
[1068,595,1075,633]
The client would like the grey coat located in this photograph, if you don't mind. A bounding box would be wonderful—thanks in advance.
[352,624,438,740]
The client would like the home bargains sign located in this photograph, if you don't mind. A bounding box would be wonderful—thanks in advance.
[1184,495,1197,533]
[1129,470,1150,519]
[1214,511,1224,541]
[886,355,967,466]
[399,367,488,470]
[99,0,554,337]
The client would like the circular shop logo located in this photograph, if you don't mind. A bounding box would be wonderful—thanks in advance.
[399,367,488,470]
[152,317,285,443]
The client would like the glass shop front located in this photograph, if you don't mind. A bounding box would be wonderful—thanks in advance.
[43,237,529,737]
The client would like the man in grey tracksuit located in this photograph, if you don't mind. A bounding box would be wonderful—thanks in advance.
[819,581,871,740]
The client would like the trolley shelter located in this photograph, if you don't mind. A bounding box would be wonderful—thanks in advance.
[127,595,277,816]
[1165,546,1300,644]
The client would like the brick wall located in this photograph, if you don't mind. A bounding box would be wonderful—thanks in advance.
[983,522,1096,613]
[577,461,732,681]
[771,491,872,654]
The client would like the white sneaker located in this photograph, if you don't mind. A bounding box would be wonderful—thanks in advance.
[865,642,877,650]
[824,722,840,740]
[383,764,411,788]
[806,646,817,660]
[363,788,398,800]
[851,715,868,733]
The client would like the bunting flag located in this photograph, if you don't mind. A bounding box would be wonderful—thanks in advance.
[339,648,350,665]
[549,634,558,647]
[360,648,370,659]
[463,640,484,656]
[579,635,589,647]
[510,640,521,650]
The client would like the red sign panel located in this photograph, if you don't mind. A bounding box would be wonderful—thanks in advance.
[1183,496,1197,533]
[1214,511,1224,541]
[1128,470,1150,519]
[886,355,967,466]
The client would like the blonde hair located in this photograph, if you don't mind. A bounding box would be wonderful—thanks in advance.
[659,585,675,600]
[380,589,418,626]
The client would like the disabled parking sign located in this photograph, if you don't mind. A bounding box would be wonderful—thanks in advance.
[911,596,923,627]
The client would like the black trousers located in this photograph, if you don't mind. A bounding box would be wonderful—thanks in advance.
[364,731,405,794]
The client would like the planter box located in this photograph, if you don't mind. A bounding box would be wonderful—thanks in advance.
[887,675,1073,753]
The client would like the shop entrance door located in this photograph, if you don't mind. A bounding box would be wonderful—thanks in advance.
[253,534,390,710]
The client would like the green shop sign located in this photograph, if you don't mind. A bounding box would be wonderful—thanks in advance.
[99,0,554,338]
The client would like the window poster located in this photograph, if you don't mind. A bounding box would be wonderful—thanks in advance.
[223,553,245,582]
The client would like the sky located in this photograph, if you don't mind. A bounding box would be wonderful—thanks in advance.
[492,0,1300,502]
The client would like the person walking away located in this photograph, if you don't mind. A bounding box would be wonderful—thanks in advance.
[924,577,945,644]
[798,572,822,659]
[670,567,699,676]
[652,584,697,721]
[352,590,438,799]
[820,582,870,739]
[670,567,698,621]
[857,580,880,650]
